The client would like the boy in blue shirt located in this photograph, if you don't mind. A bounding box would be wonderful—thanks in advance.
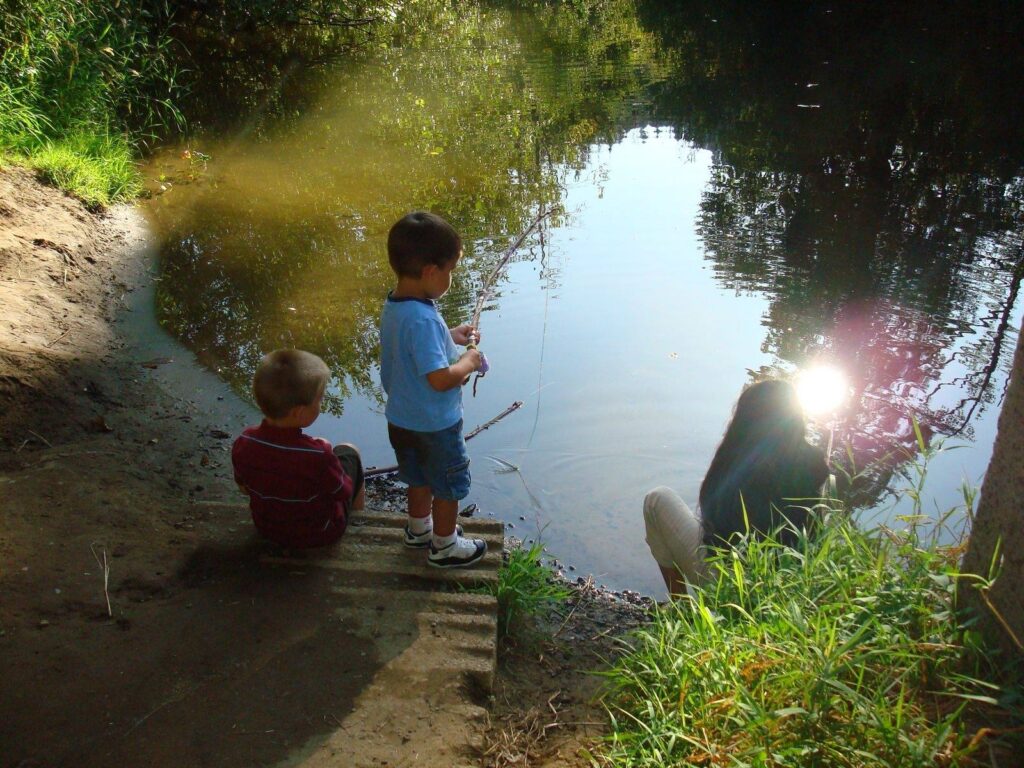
[379,212,487,568]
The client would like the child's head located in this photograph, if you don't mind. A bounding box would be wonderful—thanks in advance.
[700,378,811,510]
[387,211,462,279]
[728,379,806,445]
[253,349,329,422]
[707,379,807,467]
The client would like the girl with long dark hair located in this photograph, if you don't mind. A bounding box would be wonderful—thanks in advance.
[643,379,828,595]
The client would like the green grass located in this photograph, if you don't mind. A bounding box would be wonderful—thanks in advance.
[18,131,143,208]
[488,541,572,637]
[1,0,182,205]
[596,465,1022,766]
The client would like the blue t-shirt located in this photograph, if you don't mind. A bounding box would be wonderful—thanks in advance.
[380,294,462,432]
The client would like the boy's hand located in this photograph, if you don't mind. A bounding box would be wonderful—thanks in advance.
[450,324,479,346]
[428,347,483,391]
[460,347,483,385]
[462,347,482,371]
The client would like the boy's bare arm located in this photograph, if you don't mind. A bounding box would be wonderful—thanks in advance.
[426,348,482,391]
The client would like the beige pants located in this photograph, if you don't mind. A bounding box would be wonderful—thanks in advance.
[643,486,707,586]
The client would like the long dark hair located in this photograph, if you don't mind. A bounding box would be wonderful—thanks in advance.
[699,379,823,544]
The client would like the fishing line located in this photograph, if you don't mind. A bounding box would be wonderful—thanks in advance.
[465,207,554,396]
[527,215,551,448]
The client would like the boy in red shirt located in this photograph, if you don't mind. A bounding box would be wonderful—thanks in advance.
[232,349,365,549]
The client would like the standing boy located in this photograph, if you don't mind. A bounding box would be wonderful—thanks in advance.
[233,349,365,549]
[380,211,487,568]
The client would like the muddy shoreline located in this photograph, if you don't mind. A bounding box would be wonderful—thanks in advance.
[0,167,648,767]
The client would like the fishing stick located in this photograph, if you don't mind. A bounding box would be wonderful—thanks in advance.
[465,207,554,393]
[470,208,552,330]
[365,400,524,478]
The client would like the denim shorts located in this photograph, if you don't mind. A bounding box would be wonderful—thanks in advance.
[387,419,471,501]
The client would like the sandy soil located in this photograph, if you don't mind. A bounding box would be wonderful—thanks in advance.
[0,166,648,768]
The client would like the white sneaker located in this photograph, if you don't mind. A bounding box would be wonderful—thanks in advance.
[427,535,487,568]
[404,523,463,549]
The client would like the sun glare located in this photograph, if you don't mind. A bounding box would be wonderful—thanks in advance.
[796,365,849,418]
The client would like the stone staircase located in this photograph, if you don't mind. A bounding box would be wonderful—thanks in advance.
[260,509,505,767]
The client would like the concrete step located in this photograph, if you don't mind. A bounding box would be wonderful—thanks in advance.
[350,508,504,536]
[261,507,504,586]
[259,507,504,698]
[345,521,506,551]
[237,505,504,765]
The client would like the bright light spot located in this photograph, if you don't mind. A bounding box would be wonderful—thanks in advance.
[796,365,848,417]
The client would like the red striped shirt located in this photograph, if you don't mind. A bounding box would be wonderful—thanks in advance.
[232,422,354,548]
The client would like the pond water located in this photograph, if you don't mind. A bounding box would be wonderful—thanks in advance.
[143,1,1024,596]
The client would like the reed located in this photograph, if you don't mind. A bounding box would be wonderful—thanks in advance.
[596,450,1023,767]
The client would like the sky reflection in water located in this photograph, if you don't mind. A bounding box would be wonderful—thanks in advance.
[144,2,1024,596]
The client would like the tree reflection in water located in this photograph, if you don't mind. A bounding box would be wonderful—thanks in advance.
[638,0,1024,502]
[148,0,1024,516]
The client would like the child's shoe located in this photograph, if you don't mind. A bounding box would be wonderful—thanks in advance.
[427,535,487,568]
[404,523,462,549]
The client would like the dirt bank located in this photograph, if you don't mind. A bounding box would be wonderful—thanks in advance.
[0,166,646,767]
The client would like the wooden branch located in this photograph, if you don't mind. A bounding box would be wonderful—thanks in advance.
[470,209,553,331]
[365,400,523,478]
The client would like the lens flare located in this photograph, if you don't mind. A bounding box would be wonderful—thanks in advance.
[796,365,848,417]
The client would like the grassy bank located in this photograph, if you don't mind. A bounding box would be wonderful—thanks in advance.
[0,1,386,206]
[0,1,183,206]
[596,472,1023,765]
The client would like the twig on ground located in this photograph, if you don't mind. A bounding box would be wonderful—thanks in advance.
[547,690,561,718]
[552,596,584,638]
[482,708,549,768]
[27,429,52,448]
[90,542,112,617]
[45,327,72,347]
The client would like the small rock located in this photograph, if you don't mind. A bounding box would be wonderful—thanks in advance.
[38,619,49,628]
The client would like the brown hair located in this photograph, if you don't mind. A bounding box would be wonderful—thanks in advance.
[387,211,462,278]
[252,349,329,419]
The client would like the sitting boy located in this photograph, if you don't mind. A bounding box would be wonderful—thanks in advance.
[232,348,365,549]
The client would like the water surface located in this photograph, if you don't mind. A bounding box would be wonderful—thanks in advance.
[145,1,1024,595]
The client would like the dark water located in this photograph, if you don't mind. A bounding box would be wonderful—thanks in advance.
[143,1,1024,596]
